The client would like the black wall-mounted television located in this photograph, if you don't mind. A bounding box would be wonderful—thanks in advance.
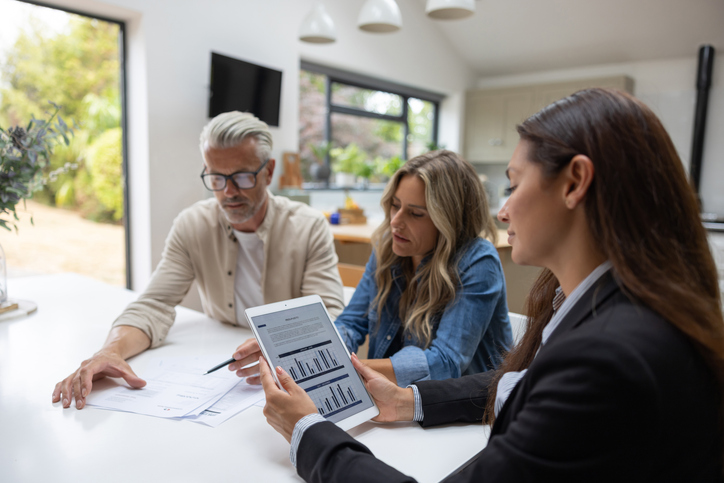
[208,52,282,127]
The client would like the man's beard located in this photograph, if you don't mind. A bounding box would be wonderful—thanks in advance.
[220,196,260,225]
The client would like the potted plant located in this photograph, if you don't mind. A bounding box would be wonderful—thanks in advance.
[425,140,446,152]
[330,143,367,188]
[0,101,75,306]
[375,155,404,182]
[307,141,331,185]
[353,159,375,188]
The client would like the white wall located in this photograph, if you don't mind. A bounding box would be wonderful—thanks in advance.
[41,0,475,291]
[475,55,724,217]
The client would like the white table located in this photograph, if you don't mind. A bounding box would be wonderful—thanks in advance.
[0,274,489,482]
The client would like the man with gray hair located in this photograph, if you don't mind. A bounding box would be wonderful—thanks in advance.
[52,112,345,409]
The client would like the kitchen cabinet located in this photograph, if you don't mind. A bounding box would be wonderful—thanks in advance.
[465,75,634,163]
[465,87,534,163]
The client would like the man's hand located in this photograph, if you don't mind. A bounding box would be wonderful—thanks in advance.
[351,353,415,422]
[229,338,263,384]
[259,357,318,443]
[52,325,150,409]
[52,350,146,409]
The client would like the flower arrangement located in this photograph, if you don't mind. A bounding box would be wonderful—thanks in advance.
[0,102,76,231]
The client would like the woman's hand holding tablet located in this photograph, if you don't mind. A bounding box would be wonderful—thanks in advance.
[259,348,417,443]
[258,356,320,442]
[246,295,379,431]
[350,354,415,423]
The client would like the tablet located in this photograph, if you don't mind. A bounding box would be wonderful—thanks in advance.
[246,295,379,431]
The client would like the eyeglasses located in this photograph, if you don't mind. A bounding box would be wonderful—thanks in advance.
[200,159,269,191]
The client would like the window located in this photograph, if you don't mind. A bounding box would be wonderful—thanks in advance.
[299,62,443,186]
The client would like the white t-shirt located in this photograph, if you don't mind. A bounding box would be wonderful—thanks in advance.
[233,229,264,328]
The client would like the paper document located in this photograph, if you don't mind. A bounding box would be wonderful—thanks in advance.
[184,380,265,427]
[85,355,254,421]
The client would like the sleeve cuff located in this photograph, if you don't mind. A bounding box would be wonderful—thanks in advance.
[409,384,424,422]
[335,325,355,353]
[390,345,430,387]
[290,413,327,468]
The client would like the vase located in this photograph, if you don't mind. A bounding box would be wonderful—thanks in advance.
[0,243,37,319]
[0,242,7,305]
[335,172,357,188]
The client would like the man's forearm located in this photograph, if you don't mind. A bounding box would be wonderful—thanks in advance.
[100,325,152,359]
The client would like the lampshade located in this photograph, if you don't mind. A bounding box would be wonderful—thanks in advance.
[426,0,475,20]
[299,4,337,43]
[358,0,402,33]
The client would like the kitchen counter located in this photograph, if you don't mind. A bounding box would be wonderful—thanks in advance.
[330,221,510,248]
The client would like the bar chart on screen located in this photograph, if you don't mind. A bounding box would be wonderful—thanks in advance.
[305,373,362,417]
[277,340,345,384]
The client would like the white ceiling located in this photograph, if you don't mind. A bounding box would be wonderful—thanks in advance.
[426,0,724,77]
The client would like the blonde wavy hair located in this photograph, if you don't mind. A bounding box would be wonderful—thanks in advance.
[371,150,497,347]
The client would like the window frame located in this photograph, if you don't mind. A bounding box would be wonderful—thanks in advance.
[301,61,444,169]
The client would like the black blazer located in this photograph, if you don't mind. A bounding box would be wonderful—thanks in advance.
[297,273,723,482]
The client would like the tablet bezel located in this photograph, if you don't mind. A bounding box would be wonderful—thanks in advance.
[245,295,379,431]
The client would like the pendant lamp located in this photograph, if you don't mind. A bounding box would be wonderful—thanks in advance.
[299,4,337,43]
[358,0,402,33]
[426,0,475,20]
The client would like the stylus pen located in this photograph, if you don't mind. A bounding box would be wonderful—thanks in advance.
[203,357,236,375]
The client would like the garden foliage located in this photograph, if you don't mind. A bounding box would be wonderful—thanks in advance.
[0,12,123,223]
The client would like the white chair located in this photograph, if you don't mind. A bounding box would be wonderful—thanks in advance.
[343,286,355,306]
[508,312,528,345]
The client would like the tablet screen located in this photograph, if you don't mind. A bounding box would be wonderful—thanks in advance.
[248,300,376,424]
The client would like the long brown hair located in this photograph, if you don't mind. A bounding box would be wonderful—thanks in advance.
[371,150,497,346]
[484,88,724,426]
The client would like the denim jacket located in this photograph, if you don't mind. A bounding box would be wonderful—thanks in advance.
[334,237,512,387]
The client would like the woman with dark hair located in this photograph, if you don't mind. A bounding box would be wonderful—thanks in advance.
[258,88,724,482]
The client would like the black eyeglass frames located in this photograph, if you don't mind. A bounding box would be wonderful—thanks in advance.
[200,158,269,191]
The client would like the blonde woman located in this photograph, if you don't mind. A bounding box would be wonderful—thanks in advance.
[334,150,513,387]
